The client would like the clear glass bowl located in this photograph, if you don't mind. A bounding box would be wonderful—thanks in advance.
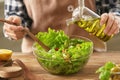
[33,35,93,75]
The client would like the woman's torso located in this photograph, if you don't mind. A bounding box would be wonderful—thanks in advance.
[23,0,106,52]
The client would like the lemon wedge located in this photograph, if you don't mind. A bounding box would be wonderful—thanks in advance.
[0,49,13,61]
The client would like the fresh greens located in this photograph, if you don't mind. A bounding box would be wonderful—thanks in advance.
[33,28,93,75]
[36,28,69,49]
[96,62,115,80]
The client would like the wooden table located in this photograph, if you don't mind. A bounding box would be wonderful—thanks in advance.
[9,51,120,80]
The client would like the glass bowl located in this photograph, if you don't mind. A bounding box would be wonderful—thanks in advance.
[33,35,93,75]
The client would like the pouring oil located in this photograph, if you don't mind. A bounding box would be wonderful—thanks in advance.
[73,18,113,41]
[66,0,113,42]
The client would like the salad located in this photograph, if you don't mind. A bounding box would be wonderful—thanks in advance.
[96,62,120,80]
[33,28,93,75]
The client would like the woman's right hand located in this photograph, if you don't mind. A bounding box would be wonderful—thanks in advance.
[3,16,26,40]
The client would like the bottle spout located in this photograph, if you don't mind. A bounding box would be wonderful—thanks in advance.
[78,0,85,18]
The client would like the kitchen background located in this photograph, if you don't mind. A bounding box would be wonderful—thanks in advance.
[0,0,22,51]
[0,0,120,52]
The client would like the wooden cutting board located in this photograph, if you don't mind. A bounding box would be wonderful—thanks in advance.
[0,59,23,79]
[2,51,120,80]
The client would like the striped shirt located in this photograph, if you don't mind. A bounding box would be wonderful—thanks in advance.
[96,0,120,15]
[4,0,32,27]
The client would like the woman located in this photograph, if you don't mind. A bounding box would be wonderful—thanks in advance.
[3,0,120,53]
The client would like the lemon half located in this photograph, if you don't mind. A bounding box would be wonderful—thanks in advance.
[0,49,13,61]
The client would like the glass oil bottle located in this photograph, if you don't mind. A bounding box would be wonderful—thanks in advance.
[66,0,113,42]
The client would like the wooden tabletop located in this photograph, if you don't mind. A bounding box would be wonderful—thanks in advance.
[8,51,120,80]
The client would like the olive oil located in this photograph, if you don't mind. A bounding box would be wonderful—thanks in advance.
[66,0,113,42]
[73,18,113,41]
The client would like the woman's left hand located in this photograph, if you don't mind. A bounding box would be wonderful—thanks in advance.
[100,13,120,36]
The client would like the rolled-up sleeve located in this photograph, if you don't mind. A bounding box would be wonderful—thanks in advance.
[4,0,32,27]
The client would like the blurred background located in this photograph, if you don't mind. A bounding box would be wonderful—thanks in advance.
[0,0,22,51]
[0,0,120,52]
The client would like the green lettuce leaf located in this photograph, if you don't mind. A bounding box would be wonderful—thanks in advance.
[96,61,115,80]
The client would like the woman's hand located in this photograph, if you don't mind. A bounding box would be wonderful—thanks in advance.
[100,13,120,36]
[3,16,26,40]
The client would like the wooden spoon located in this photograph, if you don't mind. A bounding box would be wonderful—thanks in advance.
[0,19,50,51]
[23,27,50,51]
[0,19,18,25]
